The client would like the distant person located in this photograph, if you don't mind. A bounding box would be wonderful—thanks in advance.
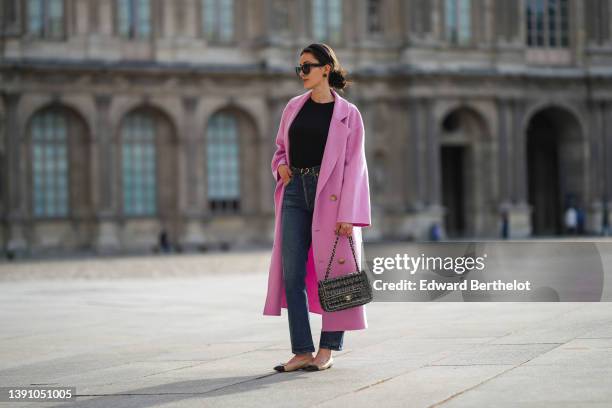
[564,206,577,235]
[159,230,171,253]
[430,222,441,241]
[500,210,509,239]
[576,206,585,235]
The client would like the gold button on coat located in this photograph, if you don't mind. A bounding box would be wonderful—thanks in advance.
[330,194,337,201]
[338,258,345,264]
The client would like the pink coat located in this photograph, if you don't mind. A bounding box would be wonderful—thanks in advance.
[263,88,372,331]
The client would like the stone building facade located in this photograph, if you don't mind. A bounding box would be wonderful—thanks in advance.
[1,0,612,255]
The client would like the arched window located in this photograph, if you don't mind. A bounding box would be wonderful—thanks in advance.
[312,0,342,43]
[31,110,68,217]
[526,0,569,47]
[445,0,471,45]
[207,112,240,213]
[117,0,151,39]
[201,0,234,43]
[27,0,64,39]
[121,112,156,216]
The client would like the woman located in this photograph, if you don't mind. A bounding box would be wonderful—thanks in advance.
[263,43,372,372]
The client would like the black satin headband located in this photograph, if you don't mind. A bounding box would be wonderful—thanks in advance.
[304,44,333,67]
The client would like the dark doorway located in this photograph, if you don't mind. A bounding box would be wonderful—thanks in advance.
[441,145,466,237]
[527,115,562,235]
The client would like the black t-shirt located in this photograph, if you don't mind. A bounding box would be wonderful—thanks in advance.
[288,96,335,168]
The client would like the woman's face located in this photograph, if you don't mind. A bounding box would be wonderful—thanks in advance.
[297,52,330,90]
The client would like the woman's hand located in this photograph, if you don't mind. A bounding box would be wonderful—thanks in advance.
[335,222,353,237]
[278,164,293,186]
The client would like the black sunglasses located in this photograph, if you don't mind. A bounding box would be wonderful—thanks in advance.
[295,62,326,76]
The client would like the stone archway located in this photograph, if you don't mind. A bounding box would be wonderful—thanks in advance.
[203,106,260,214]
[526,106,585,236]
[25,103,94,249]
[200,105,262,246]
[439,106,495,238]
[116,105,180,249]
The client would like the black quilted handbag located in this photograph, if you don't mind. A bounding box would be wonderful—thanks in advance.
[318,234,373,312]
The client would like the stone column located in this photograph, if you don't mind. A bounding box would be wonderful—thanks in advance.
[180,96,206,249]
[163,0,175,38]
[509,0,521,44]
[419,97,444,239]
[497,97,517,238]
[97,0,114,36]
[296,0,310,42]
[480,0,494,46]
[358,99,384,241]
[432,0,442,43]
[259,98,277,217]
[497,98,511,206]
[261,96,286,242]
[73,0,90,36]
[344,0,360,46]
[608,2,612,46]
[4,92,27,254]
[184,0,197,38]
[0,100,5,222]
[574,0,586,67]
[93,94,121,252]
[586,99,602,234]
[408,98,424,210]
[425,98,441,206]
[512,101,527,204]
[606,102,612,234]
[591,100,612,235]
[384,97,426,241]
[509,99,531,237]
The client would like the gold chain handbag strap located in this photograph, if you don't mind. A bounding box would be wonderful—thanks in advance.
[324,234,360,281]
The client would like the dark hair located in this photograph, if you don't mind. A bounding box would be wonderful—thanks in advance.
[299,43,352,92]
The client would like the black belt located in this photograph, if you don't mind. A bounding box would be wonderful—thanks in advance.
[290,165,320,176]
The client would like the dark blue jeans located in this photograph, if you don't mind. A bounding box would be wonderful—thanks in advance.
[281,164,344,354]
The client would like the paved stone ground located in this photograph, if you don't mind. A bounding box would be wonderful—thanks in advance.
[1,241,612,407]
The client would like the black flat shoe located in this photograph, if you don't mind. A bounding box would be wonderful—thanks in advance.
[304,356,334,371]
[273,357,313,372]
